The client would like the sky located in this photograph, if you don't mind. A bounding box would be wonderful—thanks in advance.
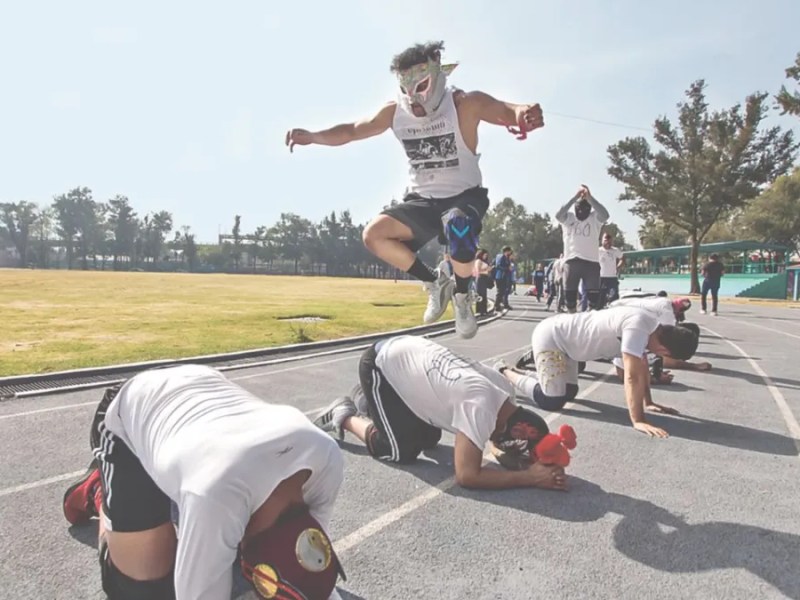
[1,0,799,247]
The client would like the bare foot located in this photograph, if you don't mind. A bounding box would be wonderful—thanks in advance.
[527,462,568,491]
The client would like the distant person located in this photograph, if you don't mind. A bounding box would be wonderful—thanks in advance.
[532,263,546,302]
[286,40,545,339]
[62,365,346,600]
[312,335,574,491]
[473,248,492,316]
[496,308,699,438]
[599,232,625,306]
[700,253,725,315]
[494,246,514,311]
[546,255,566,312]
[555,185,610,312]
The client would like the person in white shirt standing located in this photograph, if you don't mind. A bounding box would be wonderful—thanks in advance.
[313,335,576,491]
[62,365,346,600]
[598,232,625,306]
[495,308,699,438]
[286,41,545,339]
[555,185,609,313]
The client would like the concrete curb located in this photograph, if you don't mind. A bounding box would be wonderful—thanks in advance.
[0,310,507,399]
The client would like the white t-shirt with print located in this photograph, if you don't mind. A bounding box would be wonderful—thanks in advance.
[560,212,604,262]
[598,246,624,277]
[610,296,676,327]
[534,306,660,361]
[104,365,343,600]
[374,336,514,450]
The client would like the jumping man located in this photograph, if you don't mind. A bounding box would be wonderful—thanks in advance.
[286,41,545,338]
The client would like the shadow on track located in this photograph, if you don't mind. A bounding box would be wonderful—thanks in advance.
[552,398,798,456]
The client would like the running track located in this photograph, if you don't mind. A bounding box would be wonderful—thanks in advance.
[1,297,799,599]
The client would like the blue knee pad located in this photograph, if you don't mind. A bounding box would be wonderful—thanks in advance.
[444,208,479,263]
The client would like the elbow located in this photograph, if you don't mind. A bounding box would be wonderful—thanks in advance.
[455,469,479,489]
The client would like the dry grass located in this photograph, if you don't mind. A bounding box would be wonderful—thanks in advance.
[0,269,448,376]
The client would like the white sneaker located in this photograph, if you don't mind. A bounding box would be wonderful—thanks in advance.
[711,311,718,316]
[312,397,357,441]
[453,291,478,339]
[422,270,455,324]
[699,310,707,315]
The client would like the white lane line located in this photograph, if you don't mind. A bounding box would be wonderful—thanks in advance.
[703,325,800,455]
[0,401,97,421]
[333,370,614,554]
[716,317,800,342]
[0,470,86,498]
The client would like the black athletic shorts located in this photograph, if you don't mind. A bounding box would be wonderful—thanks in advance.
[359,341,442,463]
[91,383,172,533]
[381,186,490,252]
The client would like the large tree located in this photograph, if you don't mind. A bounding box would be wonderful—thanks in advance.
[776,51,800,117]
[107,195,139,269]
[608,80,798,292]
[53,187,94,269]
[0,201,38,267]
[741,167,800,258]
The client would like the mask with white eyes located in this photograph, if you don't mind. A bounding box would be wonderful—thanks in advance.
[397,61,458,116]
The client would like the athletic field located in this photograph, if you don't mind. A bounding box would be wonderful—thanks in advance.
[0,269,439,376]
[1,295,798,599]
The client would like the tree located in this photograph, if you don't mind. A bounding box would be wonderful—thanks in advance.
[107,196,139,269]
[53,187,94,269]
[637,217,687,249]
[32,206,54,268]
[139,211,173,267]
[776,51,800,117]
[601,221,635,250]
[741,167,800,258]
[0,201,38,267]
[608,80,798,292]
[270,213,315,274]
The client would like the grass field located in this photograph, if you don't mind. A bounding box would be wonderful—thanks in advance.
[0,269,447,377]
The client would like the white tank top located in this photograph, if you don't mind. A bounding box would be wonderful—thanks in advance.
[391,88,482,198]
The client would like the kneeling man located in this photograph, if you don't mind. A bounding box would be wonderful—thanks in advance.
[313,335,576,491]
[63,364,346,600]
[497,307,698,438]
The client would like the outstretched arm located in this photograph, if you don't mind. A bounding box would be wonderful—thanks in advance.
[622,352,668,438]
[286,102,396,152]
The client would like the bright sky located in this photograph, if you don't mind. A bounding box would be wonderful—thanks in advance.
[2,1,798,246]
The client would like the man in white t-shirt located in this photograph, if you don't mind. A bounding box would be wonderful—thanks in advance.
[62,365,346,600]
[598,232,625,306]
[495,308,699,438]
[313,336,576,491]
[555,184,610,313]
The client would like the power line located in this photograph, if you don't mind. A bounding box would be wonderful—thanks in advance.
[546,111,652,133]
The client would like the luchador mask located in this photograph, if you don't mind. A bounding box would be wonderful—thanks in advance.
[397,61,458,116]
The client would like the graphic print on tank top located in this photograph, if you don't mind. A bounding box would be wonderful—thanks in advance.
[392,88,482,198]
[401,124,459,172]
